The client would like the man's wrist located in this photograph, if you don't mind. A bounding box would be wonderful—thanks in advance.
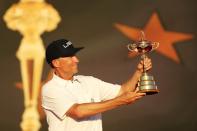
[136,69,143,76]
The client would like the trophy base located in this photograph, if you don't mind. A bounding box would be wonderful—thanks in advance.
[138,89,159,95]
[137,72,159,95]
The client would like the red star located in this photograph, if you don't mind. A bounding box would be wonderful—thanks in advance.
[115,12,194,63]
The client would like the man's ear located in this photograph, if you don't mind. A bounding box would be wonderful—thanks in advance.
[52,59,60,68]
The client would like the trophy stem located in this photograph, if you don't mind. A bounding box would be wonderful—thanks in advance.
[143,56,145,73]
[141,53,146,73]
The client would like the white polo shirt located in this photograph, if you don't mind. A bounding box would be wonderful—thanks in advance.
[42,74,121,131]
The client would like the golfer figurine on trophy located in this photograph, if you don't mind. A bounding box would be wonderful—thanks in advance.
[128,31,159,95]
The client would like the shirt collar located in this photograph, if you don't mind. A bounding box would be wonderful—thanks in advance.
[52,73,80,86]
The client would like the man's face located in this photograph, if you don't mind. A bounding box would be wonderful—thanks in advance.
[53,56,79,75]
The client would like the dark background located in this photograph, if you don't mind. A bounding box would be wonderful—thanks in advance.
[0,0,197,131]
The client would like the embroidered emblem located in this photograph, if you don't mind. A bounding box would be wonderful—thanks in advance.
[91,98,95,102]
[62,41,72,48]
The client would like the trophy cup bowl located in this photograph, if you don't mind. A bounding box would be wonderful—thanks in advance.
[128,31,159,95]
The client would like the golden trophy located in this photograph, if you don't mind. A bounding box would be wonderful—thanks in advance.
[128,31,159,95]
[3,0,61,131]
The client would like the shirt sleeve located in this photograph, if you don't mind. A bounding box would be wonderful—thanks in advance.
[42,85,76,120]
[90,77,121,101]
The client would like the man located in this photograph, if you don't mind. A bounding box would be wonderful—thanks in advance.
[42,39,152,131]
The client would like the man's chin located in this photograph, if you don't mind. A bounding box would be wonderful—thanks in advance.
[73,69,78,74]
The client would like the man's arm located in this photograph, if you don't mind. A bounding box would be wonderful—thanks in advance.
[66,90,145,120]
[66,57,151,120]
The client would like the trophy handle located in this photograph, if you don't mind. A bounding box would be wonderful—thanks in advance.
[127,43,137,52]
[152,42,159,50]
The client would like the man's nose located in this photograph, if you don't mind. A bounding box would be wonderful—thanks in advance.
[72,56,79,63]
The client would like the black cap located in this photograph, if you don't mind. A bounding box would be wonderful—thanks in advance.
[46,39,84,64]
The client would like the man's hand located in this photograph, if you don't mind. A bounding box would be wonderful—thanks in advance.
[137,57,152,73]
[119,57,152,95]
[117,88,146,105]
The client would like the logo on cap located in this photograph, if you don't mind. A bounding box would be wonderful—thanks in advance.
[62,41,72,48]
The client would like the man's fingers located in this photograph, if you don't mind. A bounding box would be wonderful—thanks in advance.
[136,92,146,96]
[134,93,146,99]
[134,89,146,97]
[145,64,152,71]
[134,87,139,93]
[135,96,143,100]
[139,58,152,70]
[144,59,152,71]
[123,92,146,104]
[144,57,151,62]
[144,58,151,65]
[130,92,146,97]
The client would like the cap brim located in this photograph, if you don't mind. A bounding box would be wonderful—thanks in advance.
[63,47,84,57]
[74,47,84,54]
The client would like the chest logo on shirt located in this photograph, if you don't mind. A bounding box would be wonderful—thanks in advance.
[91,98,95,102]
